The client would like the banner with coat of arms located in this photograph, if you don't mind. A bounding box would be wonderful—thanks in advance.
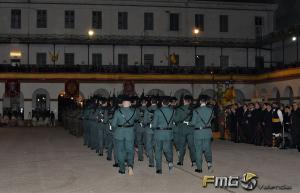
[65,80,79,98]
[5,80,20,97]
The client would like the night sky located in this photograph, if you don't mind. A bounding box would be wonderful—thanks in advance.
[275,0,300,30]
[203,0,300,30]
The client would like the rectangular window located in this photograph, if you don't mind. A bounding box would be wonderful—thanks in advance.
[92,53,102,66]
[37,10,47,28]
[65,10,75,29]
[170,13,179,31]
[220,15,228,32]
[144,12,154,30]
[144,54,154,67]
[220,55,229,67]
[255,16,263,26]
[118,12,128,30]
[255,56,264,68]
[11,9,21,29]
[255,16,263,39]
[64,53,74,65]
[118,54,128,66]
[36,53,47,65]
[92,11,102,29]
[195,55,205,67]
[195,14,204,31]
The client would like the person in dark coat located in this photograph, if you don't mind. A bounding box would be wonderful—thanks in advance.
[236,103,244,143]
[291,102,300,152]
[252,102,263,145]
[262,103,273,147]
[229,106,238,143]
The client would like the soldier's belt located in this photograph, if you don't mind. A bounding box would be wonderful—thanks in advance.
[194,127,211,130]
[155,127,172,130]
[272,118,280,123]
[183,121,190,125]
[118,124,134,128]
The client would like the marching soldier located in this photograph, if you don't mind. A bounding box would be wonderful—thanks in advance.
[83,102,93,147]
[89,103,98,151]
[95,97,108,156]
[191,95,214,173]
[105,99,118,164]
[111,95,138,175]
[135,97,148,161]
[151,97,175,174]
[143,96,158,167]
[174,95,196,166]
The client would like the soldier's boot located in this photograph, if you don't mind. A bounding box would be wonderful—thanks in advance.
[128,167,134,176]
[168,162,174,174]
[208,162,213,173]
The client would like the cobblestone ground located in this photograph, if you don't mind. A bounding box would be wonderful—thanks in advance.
[0,126,299,193]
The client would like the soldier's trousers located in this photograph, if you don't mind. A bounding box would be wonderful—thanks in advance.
[154,139,173,171]
[194,138,212,170]
[97,126,104,154]
[115,139,134,172]
[86,121,92,147]
[173,128,180,152]
[90,124,98,149]
[145,131,155,165]
[83,121,88,145]
[178,131,196,163]
[136,127,145,161]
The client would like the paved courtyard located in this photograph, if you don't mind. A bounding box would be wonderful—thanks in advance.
[0,126,299,193]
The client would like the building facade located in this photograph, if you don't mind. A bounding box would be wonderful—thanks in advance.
[1,0,300,120]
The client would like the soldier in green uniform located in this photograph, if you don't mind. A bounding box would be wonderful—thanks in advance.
[105,99,118,165]
[95,97,108,156]
[90,103,98,150]
[86,103,94,148]
[174,95,196,166]
[151,97,175,174]
[81,103,88,145]
[191,95,214,173]
[143,96,158,167]
[171,97,181,155]
[135,97,147,161]
[111,95,137,175]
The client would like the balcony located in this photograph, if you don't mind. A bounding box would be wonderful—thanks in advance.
[0,64,271,74]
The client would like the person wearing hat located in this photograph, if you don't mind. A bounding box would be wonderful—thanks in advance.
[89,101,99,151]
[135,97,148,161]
[105,98,118,164]
[174,95,196,166]
[81,101,91,146]
[95,97,108,156]
[143,96,158,167]
[151,97,175,174]
[111,95,137,175]
[191,95,215,173]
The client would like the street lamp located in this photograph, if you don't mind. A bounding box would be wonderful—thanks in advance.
[87,29,95,67]
[88,29,95,37]
[292,36,297,42]
[193,28,200,67]
[193,28,200,35]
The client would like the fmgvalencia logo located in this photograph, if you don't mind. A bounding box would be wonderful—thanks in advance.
[203,172,258,191]
[203,172,292,191]
[240,172,258,191]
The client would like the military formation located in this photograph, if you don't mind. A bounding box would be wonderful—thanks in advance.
[62,94,215,176]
